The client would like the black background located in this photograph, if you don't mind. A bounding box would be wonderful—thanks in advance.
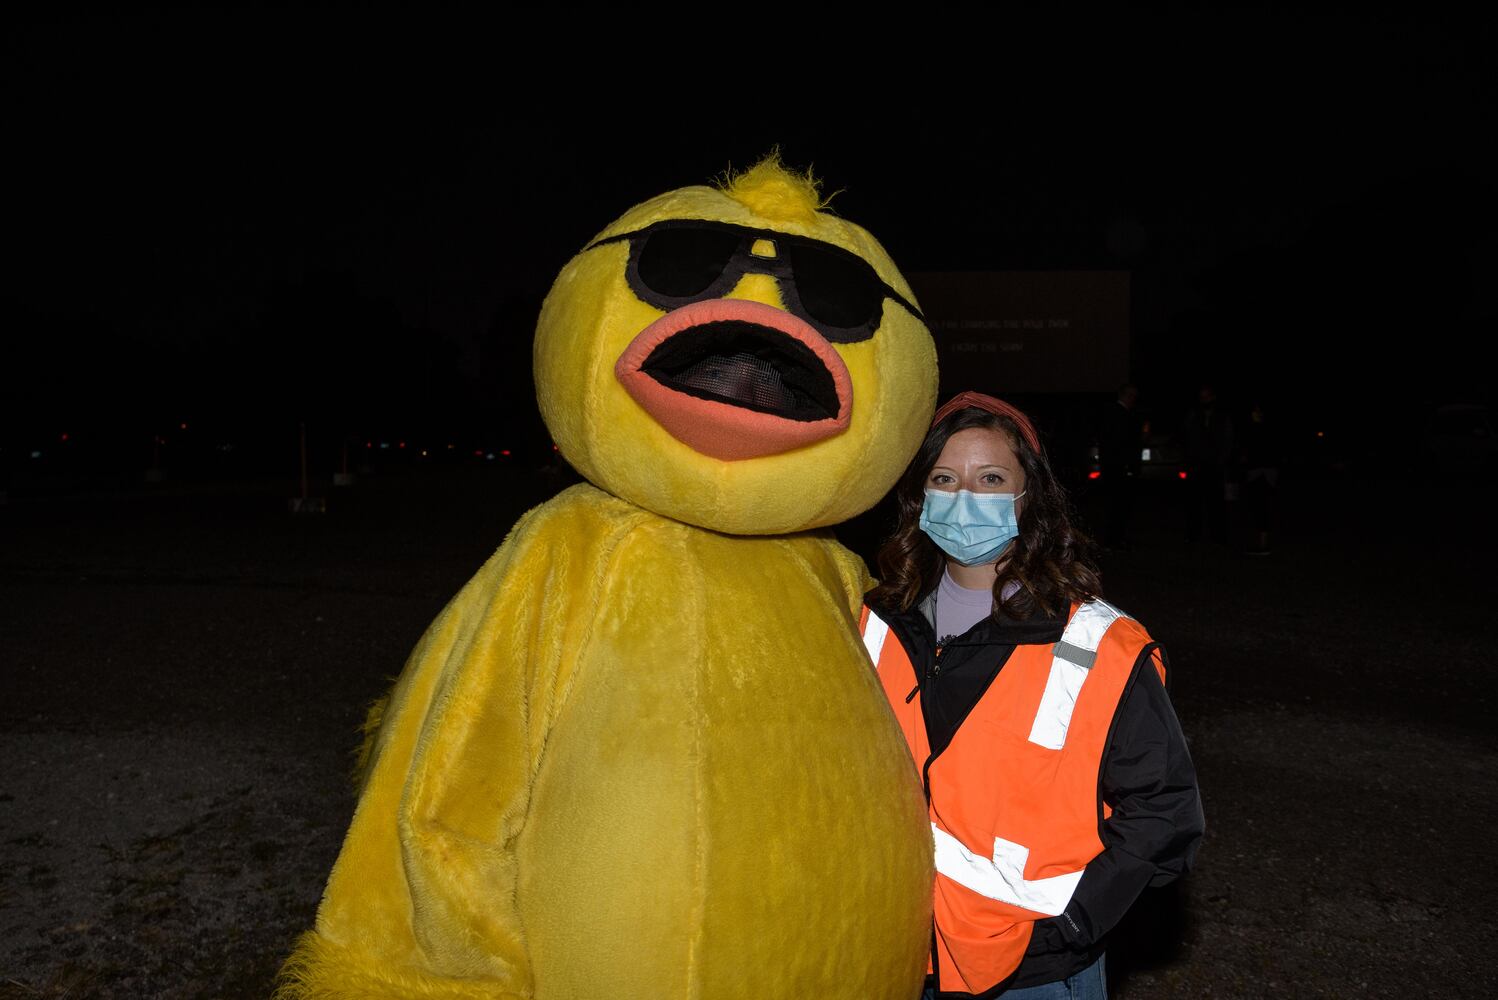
[7,10,1495,478]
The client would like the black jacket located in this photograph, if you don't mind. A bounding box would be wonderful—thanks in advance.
[865,589,1204,997]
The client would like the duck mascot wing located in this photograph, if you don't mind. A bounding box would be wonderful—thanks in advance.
[277,156,939,1000]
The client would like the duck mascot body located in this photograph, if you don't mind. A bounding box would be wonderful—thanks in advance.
[278,158,939,1000]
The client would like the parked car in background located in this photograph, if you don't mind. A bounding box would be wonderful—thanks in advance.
[1086,416,1188,483]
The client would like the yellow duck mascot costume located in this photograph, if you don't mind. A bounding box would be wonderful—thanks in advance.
[277,156,938,1000]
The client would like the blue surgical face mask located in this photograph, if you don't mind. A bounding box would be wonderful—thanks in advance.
[919,488,1026,566]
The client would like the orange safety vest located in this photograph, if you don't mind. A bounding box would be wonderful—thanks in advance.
[859,599,1165,996]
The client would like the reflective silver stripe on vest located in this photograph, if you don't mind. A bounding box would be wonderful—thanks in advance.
[1026,600,1129,750]
[862,610,891,669]
[932,824,1084,916]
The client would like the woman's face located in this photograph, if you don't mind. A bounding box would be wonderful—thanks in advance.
[927,427,1027,508]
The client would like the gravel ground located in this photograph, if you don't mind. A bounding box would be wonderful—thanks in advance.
[2,467,1494,998]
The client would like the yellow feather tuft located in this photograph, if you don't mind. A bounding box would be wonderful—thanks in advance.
[351,692,391,791]
[719,149,831,224]
[273,931,514,1000]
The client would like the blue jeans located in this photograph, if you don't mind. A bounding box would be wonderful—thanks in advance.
[921,954,1106,1000]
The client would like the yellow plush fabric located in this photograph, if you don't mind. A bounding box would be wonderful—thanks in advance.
[535,175,937,535]
[281,161,937,1000]
[717,151,830,222]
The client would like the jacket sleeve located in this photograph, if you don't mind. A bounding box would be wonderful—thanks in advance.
[1045,650,1204,950]
[276,498,611,1000]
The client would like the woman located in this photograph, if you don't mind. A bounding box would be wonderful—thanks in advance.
[860,392,1203,1000]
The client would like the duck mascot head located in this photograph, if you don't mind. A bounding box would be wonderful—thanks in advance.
[538,154,935,532]
[278,155,938,1000]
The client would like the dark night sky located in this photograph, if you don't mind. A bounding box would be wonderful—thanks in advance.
[6,10,1496,448]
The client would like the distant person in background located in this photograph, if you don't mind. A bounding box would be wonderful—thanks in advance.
[1182,384,1233,544]
[1238,401,1280,555]
[1098,383,1142,549]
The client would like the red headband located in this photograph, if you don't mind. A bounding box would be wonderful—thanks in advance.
[930,391,1042,454]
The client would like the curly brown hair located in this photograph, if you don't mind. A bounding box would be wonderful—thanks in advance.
[868,405,1102,619]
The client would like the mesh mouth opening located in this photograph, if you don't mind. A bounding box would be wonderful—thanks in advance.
[640,320,840,422]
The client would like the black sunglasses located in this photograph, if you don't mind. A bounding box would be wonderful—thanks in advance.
[585,219,923,344]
